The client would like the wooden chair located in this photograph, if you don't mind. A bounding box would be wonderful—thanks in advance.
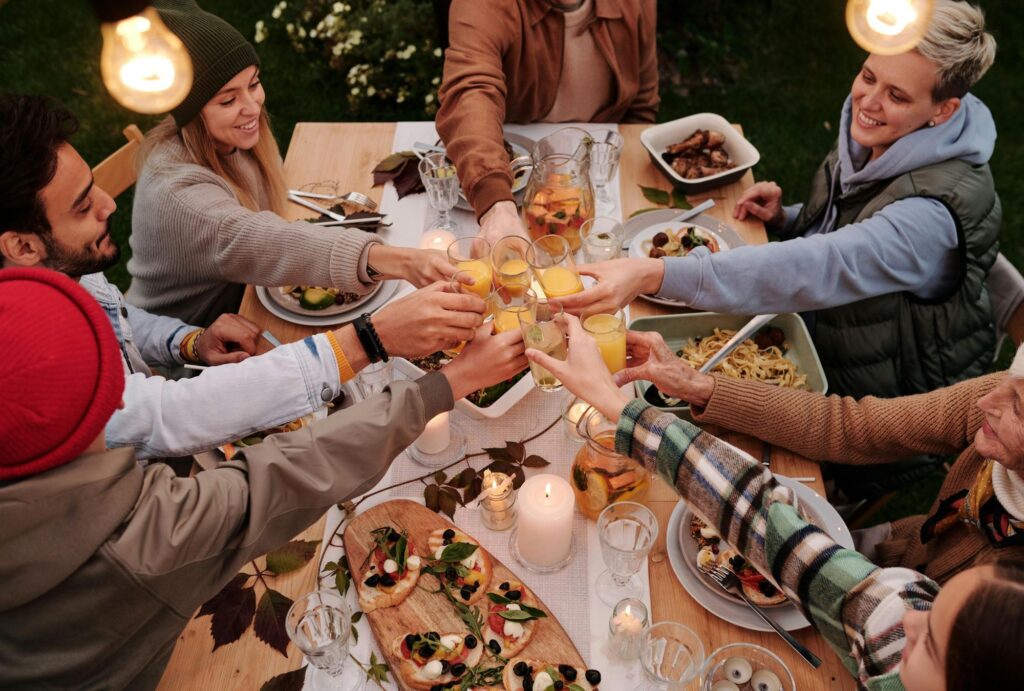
[91,124,145,198]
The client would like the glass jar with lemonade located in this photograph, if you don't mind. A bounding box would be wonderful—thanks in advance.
[571,407,649,520]
[521,154,594,253]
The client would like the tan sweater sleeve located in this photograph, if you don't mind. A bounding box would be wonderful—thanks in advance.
[436,0,516,219]
[623,0,659,123]
[692,373,999,465]
[108,373,453,616]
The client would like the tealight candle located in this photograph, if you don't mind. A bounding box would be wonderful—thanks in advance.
[608,598,648,660]
[420,228,457,251]
[480,469,517,531]
[414,412,450,454]
[514,474,574,570]
[562,397,591,443]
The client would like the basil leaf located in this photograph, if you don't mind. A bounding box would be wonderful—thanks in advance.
[440,542,478,562]
[569,684,586,691]
[486,592,511,605]
[395,535,408,573]
[496,609,535,621]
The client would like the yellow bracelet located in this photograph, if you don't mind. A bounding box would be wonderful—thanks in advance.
[180,329,204,363]
[326,330,356,382]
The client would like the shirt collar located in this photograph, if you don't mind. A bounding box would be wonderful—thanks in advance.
[527,0,621,26]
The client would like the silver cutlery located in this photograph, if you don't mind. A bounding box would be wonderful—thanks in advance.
[261,330,282,348]
[288,194,386,226]
[701,562,822,668]
[288,189,378,211]
[621,198,716,249]
[697,313,777,374]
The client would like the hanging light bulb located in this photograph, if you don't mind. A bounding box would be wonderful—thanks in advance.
[846,0,935,55]
[95,2,192,113]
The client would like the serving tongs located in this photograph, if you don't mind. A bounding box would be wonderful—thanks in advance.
[287,193,389,227]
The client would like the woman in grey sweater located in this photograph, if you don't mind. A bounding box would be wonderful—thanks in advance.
[128,1,450,326]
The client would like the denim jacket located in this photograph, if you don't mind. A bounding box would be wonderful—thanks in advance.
[79,273,340,460]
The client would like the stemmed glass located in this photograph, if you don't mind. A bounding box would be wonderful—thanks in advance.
[286,590,365,690]
[590,131,624,215]
[640,622,705,690]
[596,501,658,605]
[418,152,460,233]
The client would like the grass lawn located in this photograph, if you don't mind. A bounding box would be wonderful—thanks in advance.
[1,0,1020,519]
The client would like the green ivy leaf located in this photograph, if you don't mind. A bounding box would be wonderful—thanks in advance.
[253,589,293,657]
[433,470,447,485]
[448,467,477,489]
[367,651,391,683]
[266,539,320,575]
[512,466,526,489]
[670,189,692,209]
[351,611,363,623]
[483,445,516,464]
[462,476,483,505]
[335,567,349,595]
[640,185,671,206]
[259,665,307,691]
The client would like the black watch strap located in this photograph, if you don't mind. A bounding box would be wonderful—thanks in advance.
[354,313,389,363]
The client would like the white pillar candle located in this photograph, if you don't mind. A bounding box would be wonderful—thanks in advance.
[414,412,450,454]
[516,474,574,567]
[420,228,457,251]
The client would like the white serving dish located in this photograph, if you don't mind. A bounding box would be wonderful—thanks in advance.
[640,112,760,193]
[392,356,535,420]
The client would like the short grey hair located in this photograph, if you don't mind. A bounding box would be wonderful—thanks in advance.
[916,1,997,101]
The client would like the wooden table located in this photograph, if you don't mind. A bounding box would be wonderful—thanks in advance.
[159,123,856,690]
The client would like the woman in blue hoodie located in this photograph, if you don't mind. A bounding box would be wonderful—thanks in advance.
[560,0,999,402]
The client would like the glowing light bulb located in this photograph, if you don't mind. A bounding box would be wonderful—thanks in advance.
[100,8,192,113]
[845,0,934,55]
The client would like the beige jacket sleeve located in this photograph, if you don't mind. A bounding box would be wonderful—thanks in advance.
[105,373,452,615]
[692,372,999,465]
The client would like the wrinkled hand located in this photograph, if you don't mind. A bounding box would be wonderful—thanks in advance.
[614,331,714,408]
[367,246,456,288]
[479,200,529,246]
[442,324,528,400]
[734,181,785,227]
[552,257,665,316]
[198,314,262,365]
[372,282,486,358]
[525,314,631,420]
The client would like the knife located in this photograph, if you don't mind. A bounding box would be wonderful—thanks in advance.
[698,313,777,374]
[621,198,716,249]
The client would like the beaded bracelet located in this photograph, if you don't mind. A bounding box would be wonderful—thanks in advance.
[179,328,205,364]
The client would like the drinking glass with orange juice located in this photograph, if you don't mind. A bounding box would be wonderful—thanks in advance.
[492,235,532,296]
[446,237,493,299]
[526,235,584,299]
[445,269,496,357]
[489,287,537,334]
[571,407,650,520]
[582,308,627,373]
[521,154,594,252]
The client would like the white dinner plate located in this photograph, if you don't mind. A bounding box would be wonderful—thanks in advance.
[623,209,747,307]
[256,280,399,327]
[264,281,383,317]
[666,474,853,632]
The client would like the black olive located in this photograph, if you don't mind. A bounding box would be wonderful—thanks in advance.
[430,685,442,691]
[522,679,533,691]
[443,528,456,540]
[439,660,450,674]
[363,574,380,587]
[558,665,577,681]
[651,231,670,248]
[427,631,440,641]
[487,639,502,654]
[554,681,564,690]
[464,634,477,649]
[468,582,480,591]
[499,581,510,591]
[459,587,472,600]
[445,566,458,581]
[513,661,529,677]
[505,589,521,601]
[729,554,745,570]
[585,669,602,684]
[759,580,778,596]
[387,528,400,542]
[404,633,417,649]
[681,234,692,248]
[379,574,396,587]
[450,662,466,676]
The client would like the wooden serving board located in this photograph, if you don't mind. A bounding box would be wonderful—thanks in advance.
[343,499,585,690]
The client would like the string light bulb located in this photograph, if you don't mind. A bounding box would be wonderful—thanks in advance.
[96,3,192,113]
[846,0,935,55]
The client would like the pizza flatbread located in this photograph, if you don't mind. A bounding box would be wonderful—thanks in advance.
[502,658,601,691]
[355,526,422,613]
[392,631,483,690]
[428,527,492,605]
[719,549,786,607]
[481,580,543,658]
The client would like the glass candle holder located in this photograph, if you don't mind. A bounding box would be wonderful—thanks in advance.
[562,396,591,444]
[480,469,518,531]
[608,598,648,660]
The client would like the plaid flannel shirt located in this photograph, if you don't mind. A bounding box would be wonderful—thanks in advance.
[617,399,940,691]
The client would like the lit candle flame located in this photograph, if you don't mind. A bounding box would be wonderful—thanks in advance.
[624,605,632,618]
[544,482,551,500]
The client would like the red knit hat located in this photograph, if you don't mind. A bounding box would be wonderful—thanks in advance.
[0,268,124,480]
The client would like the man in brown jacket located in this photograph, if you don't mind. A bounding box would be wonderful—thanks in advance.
[0,268,515,689]
[436,0,659,242]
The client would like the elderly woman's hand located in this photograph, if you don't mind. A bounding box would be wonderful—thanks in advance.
[614,331,715,408]
[525,313,632,421]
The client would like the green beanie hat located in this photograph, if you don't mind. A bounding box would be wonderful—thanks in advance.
[152,0,260,128]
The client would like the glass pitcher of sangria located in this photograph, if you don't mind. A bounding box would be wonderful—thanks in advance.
[571,407,650,520]
[521,154,595,253]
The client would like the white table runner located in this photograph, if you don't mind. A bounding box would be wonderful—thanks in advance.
[309,122,643,689]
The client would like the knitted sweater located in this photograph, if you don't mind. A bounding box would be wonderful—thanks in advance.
[692,372,1024,584]
[618,400,937,690]
[127,137,380,326]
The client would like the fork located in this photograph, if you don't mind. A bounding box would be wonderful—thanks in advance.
[700,562,822,668]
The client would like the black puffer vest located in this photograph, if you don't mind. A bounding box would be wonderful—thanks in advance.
[788,144,1000,399]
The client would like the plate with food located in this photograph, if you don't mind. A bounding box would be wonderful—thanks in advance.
[667,475,853,631]
[394,353,534,420]
[255,279,399,327]
[342,499,600,691]
[453,132,535,212]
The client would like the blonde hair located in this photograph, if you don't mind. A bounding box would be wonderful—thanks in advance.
[137,110,288,216]
[916,1,997,101]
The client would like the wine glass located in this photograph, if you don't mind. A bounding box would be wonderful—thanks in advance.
[286,590,365,690]
[590,131,624,215]
[418,152,460,233]
[596,501,658,605]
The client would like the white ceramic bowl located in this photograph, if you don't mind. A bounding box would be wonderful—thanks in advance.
[392,357,535,420]
[641,113,760,194]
